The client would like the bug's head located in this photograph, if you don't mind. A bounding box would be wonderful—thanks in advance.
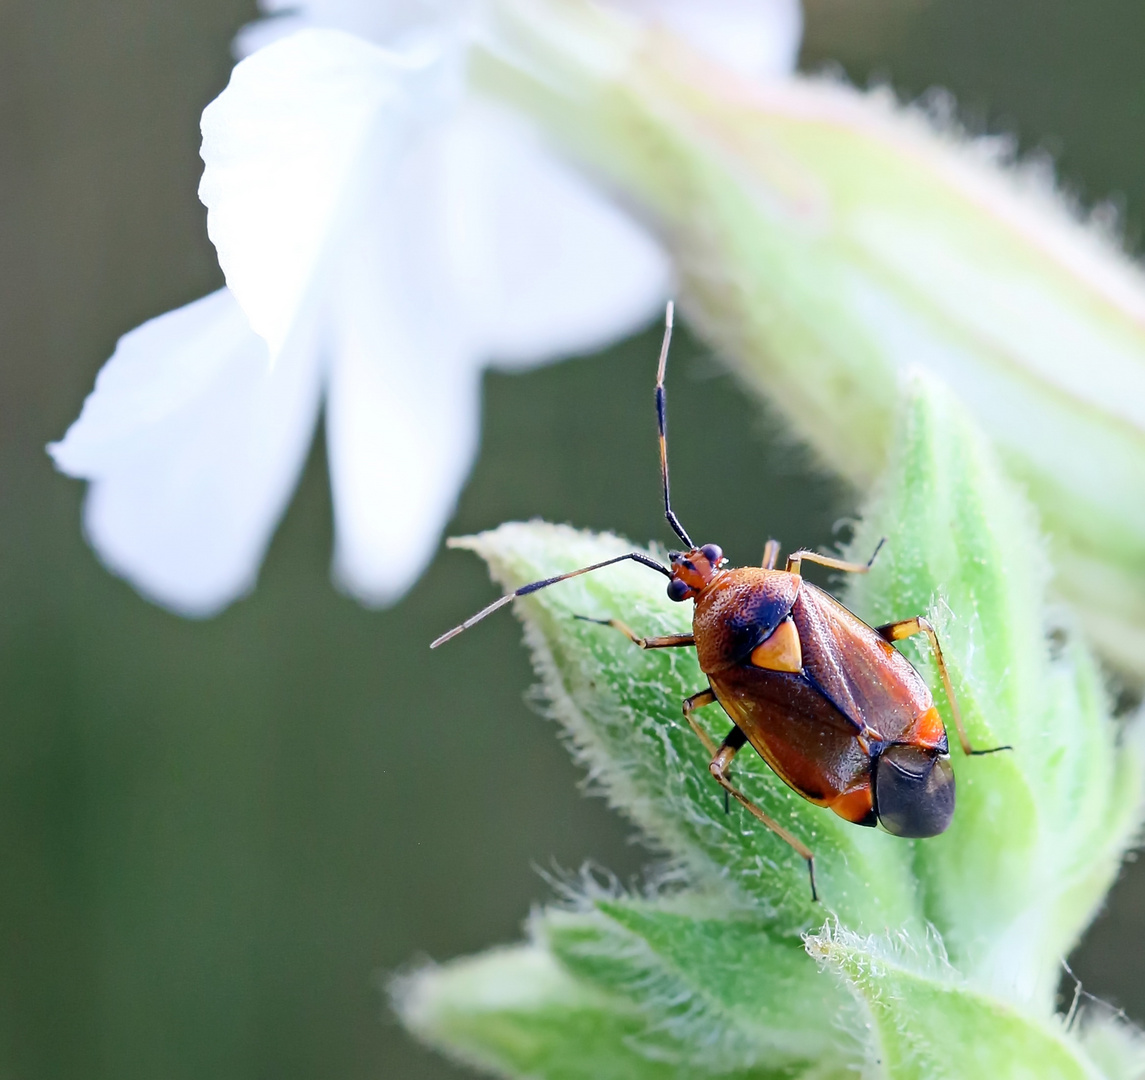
[872,744,955,838]
[666,544,726,602]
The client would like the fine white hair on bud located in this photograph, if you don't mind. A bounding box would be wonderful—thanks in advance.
[399,376,1145,1077]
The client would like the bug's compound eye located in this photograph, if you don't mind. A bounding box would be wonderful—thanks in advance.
[666,578,691,602]
[700,544,723,566]
[873,745,955,838]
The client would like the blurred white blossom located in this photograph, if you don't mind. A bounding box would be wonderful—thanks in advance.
[50,0,801,616]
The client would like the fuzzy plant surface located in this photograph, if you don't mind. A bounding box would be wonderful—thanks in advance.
[394,374,1145,1079]
[475,0,1145,679]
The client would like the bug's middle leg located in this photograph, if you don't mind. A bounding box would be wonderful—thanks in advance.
[708,726,818,902]
[682,688,718,756]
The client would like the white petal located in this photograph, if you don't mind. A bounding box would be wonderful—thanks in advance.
[49,289,322,616]
[429,101,672,369]
[233,13,312,57]
[235,1,460,56]
[608,0,802,77]
[326,350,481,608]
[322,122,482,606]
[200,28,450,357]
[321,94,669,606]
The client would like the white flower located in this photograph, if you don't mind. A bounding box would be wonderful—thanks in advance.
[50,0,800,617]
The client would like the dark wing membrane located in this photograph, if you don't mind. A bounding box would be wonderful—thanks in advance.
[710,666,870,805]
[792,583,933,742]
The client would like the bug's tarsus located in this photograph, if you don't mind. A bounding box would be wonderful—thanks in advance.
[723,788,730,815]
[431,552,671,648]
[655,301,694,550]
[865,536,887,569]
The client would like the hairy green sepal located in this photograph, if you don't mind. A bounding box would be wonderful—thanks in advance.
[394,376,1144,1078]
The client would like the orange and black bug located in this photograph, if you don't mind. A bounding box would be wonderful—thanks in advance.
[432,303,1006,899]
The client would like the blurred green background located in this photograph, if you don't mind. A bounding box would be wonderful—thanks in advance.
[1,2,1143,1077]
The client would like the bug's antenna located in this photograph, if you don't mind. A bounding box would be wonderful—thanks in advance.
[430,551,672,649]
[655,302,694,549]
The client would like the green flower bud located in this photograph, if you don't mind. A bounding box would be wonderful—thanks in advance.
[477,0,1145,676]
[393,375,1145,1077]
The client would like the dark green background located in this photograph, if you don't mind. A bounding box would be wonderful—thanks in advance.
[1,2,1142,1077]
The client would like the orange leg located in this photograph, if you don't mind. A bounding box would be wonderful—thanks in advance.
[681,690,818,901]
[876,616,1010,757]
[785,537,885,577]
[682,688,718,756]
[575,616,694,651]
[709,727,818,902]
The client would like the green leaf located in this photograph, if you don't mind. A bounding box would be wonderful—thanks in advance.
[392,943,821,1080]
[805,924,1100,1080]
[405,373,1144,1077]
[538,891,857,1072]
[841,372,1145,1009]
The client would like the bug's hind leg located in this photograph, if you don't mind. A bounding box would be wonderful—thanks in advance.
[574,616,694,651]
[699,721,818,902]
[876,616,1011,757]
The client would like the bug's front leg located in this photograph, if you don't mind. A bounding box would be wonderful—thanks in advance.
[575,615,694,651]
